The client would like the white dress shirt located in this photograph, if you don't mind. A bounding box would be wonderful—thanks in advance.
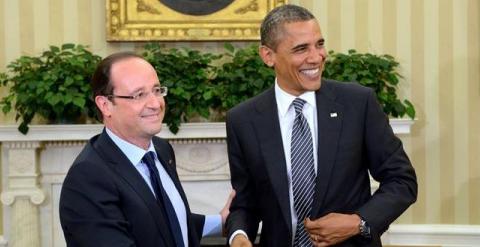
[106,128,222,246]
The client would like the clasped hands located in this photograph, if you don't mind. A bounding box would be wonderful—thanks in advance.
[230,213,361,247]
[304,213,361,246]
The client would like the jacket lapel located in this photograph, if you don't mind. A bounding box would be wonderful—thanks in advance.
[155,139,202,246]
[92,130,174,246]
[154,142,192,212]
[311,82,343,217]
[253,88,292,234]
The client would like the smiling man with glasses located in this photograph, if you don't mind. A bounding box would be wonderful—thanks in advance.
[59,52,234,247]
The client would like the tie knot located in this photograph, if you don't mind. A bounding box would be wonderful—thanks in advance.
[142,151,156,168]
[292,98,306,114]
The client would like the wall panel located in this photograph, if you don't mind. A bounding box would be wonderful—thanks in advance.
[438,0,455,224]
[410,0,427,224]
[467,0,480,225]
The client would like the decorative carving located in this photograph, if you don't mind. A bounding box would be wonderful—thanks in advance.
[10,149,35,174]
[169,138,225,144]
[2,141,40,149]
[171,141,229,178]
[5,142,40,177]
[234,0,258,14]
[106,0,287,41]
[1,192,16,206]
[108,0,121,38]
[1,189,45,206]
[137,0,161,14]
[43,141,86,147]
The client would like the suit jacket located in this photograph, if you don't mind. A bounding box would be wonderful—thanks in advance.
[225,79,417,246]
[60,129,205,247]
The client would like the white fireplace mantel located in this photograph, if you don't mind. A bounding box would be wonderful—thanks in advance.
[0,119,413,141]
[0,119,413,247]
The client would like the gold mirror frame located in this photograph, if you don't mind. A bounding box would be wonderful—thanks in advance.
[107,0,288,41]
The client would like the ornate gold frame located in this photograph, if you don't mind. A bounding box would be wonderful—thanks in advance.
[107,0,288,41]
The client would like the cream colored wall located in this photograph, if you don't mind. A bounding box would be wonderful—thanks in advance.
[0,0,478,232]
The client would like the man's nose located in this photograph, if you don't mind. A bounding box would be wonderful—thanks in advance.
[145,92,163,108]
[307,48,326,63]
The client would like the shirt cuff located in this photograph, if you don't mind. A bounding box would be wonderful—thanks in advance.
[228,230,249,245]
[202,214,222,237]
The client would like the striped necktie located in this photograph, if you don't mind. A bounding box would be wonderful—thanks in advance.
[291,98,316,247]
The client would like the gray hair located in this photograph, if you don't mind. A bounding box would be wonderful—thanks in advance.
[260,4,316,50]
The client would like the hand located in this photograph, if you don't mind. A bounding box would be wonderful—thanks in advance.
[304,213,360,246]
[231,234,252,247]
[220,189,236,224]
[220,190,236,236]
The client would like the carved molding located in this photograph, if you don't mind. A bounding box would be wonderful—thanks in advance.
[0,120,413,142]
[43,141,87,148]
[3,146,40,191]
[1,189,45,206]
[137,0,161,14]
[170,138,225,144]
[110,27,260,40]
[172,140,229,180]
[106,0,287,41]
[234,0,258,14]
[108,0,121,37]
[10,151,36,175]
[2,141,41,149]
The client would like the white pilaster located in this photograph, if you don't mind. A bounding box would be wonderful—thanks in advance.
[1,141,45,247]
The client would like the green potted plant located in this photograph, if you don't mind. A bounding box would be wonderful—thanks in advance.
[323,49,415,119]
[0,43,414,135]
[143,44,414,133]
[142,43,221,134]
[0,44,101,134]
[213,43,275,113]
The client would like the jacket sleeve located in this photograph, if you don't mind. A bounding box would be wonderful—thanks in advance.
[356,89,418,237]
[225,113,260,242]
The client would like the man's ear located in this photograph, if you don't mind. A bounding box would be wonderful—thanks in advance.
[259,45,275,67]
[95,95,112,118]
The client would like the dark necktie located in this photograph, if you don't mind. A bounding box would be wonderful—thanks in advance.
[142,151,185,247]
[291,98,316,247]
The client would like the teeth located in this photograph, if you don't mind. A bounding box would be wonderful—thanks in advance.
[301,68,319,76]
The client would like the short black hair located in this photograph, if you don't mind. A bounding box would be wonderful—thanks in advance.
[260,4,315,50]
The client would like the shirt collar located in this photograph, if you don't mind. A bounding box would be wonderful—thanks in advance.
[274,79,317,117]
[105,128,157,166]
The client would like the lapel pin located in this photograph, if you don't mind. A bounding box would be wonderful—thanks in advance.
[169,159,173,165]
[330,112,338,118]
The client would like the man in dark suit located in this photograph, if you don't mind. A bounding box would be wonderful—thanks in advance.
[60,52,234,247]
[226,4,417,247]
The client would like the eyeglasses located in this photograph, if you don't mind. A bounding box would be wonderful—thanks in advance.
[107,86,168,101]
